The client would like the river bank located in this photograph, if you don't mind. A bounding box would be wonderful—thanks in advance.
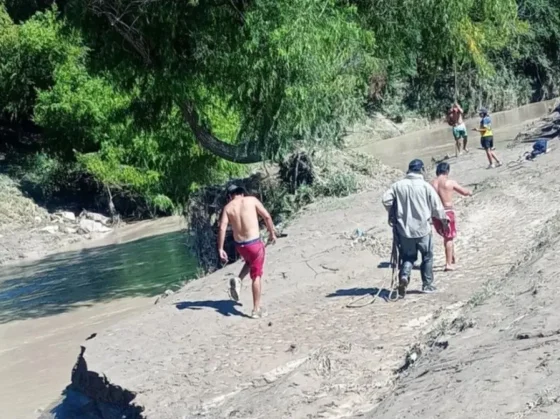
[0,218,194,419]
[0,176,186,267]
[39,106,560,418]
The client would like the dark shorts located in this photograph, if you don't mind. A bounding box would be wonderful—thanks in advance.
[481,136,494,150]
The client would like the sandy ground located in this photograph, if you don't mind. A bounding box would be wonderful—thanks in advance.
[57,133,560,418]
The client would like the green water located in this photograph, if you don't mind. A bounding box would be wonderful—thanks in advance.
[0,231,198,324]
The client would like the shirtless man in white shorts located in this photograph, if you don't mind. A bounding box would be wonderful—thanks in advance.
[447,103,469,158]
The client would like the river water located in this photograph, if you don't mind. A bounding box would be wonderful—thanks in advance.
[1,99,556,419]
[0,222,197,418]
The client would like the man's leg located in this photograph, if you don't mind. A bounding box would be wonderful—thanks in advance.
[490,150,502,165]
[462,134,469,152]
[249,242,266,317]
[229,262,249,302]
[238,262,250,280]
[398,235,417,297]
[444,238,454,271]
[418,234,435,292]
[485,149,494,166]
[455,138,461,157]
[251,276,262,317]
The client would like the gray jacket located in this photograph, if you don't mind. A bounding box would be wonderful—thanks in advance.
[382,173,447,238]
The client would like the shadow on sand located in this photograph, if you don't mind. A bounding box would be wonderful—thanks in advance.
[327,287,427,301]
[175,300,251,318]
[326,287,393,301]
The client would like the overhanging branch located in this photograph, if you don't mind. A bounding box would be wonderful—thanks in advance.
[180,101,263,164]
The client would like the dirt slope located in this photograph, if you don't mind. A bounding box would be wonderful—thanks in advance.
[44,132,560,418]
[370,153,560,418]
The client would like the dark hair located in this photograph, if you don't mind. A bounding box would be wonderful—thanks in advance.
[436,162,450,176]
[226,184,247,198]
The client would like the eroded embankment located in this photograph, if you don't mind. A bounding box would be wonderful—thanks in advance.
[39,346,144,419]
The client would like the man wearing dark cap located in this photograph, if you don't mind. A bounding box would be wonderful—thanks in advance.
[217,184,276,318]
[382,159,449,297]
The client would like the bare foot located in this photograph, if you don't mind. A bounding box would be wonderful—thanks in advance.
[464,148,469,153]
[444,265,455,272]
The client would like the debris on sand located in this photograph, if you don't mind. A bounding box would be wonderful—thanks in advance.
[512,100,560,145]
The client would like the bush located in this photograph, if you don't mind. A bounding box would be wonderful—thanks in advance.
[0,6,78,122]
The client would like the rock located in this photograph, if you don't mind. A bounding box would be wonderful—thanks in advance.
[78,219,112,234]
[56,211,76,222]
[40,225,59,234]
[155,289,175,305]
[82,211,110,226]
[64,227,78,235]
[50,214,62,222]
[34,216,42,223]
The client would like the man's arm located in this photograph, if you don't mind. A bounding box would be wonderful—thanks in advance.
[382,187,395,212]
[255,198,276,242]
[217,209,229,254]
[427,185,448,221]
[455,103,464,114]
[473,117,490,133]
[452,181,472,197]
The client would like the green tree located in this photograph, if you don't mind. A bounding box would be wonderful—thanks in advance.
[0,5,79,122]
[65,0,376,162]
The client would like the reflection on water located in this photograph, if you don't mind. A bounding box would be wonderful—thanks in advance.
[0,232,197,324]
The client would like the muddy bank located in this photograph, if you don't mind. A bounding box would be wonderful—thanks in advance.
[42,114,560,418]
[0,216,192,419]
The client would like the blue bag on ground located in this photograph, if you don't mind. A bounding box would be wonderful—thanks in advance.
[527,139,548,160]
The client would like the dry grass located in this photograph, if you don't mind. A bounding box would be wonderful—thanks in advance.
[0,174,48,232]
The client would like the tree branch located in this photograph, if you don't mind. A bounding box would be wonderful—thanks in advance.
[179,100,263,164]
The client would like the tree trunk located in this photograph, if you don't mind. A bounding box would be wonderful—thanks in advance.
[179,100,263,164]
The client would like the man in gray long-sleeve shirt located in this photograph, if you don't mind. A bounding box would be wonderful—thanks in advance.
[382,159,449,298]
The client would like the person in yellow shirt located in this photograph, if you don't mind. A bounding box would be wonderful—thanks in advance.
[472,107,502,169]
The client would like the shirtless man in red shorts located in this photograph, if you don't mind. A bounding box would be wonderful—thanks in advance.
[217,185,276,318]
[430,163,472,271]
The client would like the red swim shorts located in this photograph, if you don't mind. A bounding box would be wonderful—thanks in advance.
[235,239,265,280]
[433,209,457,240]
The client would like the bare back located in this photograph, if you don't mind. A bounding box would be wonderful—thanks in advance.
[447,107,464,126]
[431,177,455,208]
[224,196,261,243]
[431,176,471,208]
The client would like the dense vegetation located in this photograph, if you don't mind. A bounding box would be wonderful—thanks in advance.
[1,0,558,216]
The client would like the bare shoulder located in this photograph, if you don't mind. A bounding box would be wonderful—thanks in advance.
[446,179,458,188]
[223,201,234,213]
[246,195,261,205]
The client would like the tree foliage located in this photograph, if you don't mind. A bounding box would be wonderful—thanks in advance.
[0,0,559,215]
